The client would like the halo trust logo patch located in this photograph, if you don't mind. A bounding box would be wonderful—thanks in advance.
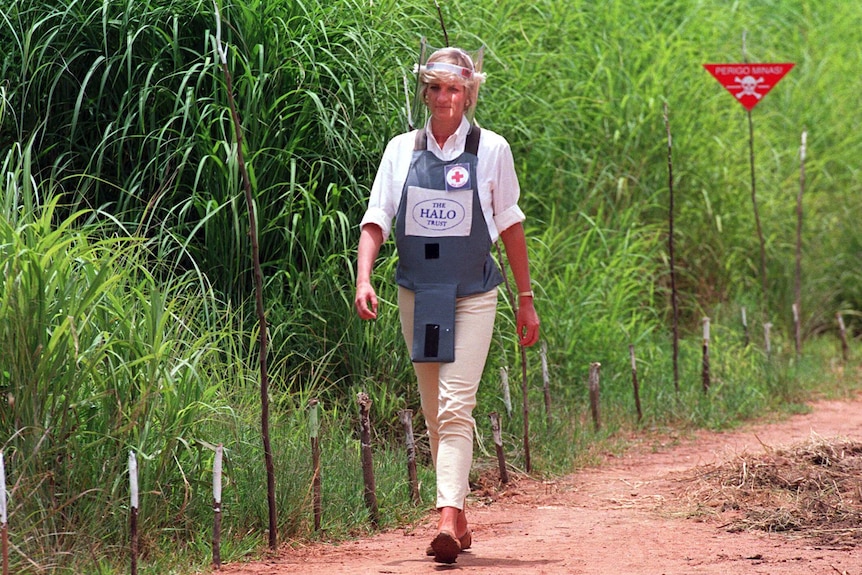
[412,197,467,232]
[404,186,474,238]
[445,164,470,190]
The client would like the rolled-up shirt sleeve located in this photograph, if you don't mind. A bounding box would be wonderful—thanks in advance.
[359,206,392,240]
[359,134,412,241]
[489,137,526,235]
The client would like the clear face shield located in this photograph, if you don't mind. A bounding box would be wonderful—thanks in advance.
[409,37,485,130]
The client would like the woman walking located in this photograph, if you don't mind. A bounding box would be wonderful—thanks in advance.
[354,45,540,564]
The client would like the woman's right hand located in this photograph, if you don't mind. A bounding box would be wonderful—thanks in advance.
[354,224,384,320]
[354,281,378,320]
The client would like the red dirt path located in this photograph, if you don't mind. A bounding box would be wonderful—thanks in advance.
[217,395,862,575]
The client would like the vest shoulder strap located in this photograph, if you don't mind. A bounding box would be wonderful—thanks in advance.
[465,126,481,156]
[413,129,427,151]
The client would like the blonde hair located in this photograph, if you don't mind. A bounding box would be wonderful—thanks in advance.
[419,47,486,109]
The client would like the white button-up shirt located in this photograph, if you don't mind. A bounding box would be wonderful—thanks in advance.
[360,117,525,243]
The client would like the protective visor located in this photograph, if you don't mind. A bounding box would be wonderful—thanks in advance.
[409,37,485,130]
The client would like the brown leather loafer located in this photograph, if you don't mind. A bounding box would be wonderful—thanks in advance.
[426,529,472,556]
[430,530,461,564]
[458,529,472,550]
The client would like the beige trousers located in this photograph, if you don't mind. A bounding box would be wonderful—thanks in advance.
[398,286,498,509]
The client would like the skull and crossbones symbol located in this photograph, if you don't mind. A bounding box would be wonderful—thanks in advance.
[734,75,765,100]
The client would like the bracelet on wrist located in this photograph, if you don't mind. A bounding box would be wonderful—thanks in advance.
[518,290,534,298]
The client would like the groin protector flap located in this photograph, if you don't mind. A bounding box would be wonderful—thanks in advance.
[411,283,457,363]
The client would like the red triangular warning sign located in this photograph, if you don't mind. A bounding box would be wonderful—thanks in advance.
[703,63,794,111]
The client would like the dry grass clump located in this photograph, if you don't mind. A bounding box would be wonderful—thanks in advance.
[683,435,862,547]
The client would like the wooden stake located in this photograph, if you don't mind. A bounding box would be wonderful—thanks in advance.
[540,341,552,426]
[398,409,421,505]
[212,444,223,570]
[309,399,322,531]
[356,393,379,527]
[629,345,642,423]
[588,363,601,432]
[488,413,509,485]
[795,130,807,359]
[741,307,750,347]
[764,322,773,357]
[837,313,850,363]
[702,317,711,393]
[499,367,512,417]
[1,452,8,575]
[792,303,801,360]
[129,451,138,575]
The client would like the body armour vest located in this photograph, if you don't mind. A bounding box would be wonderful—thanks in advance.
[394,126,504,362]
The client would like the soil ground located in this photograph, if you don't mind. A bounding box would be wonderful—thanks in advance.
[218,394,862,575]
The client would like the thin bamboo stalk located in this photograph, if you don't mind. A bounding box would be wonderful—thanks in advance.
[664,102,680,393]
[495,242,531,472]
[434,1,449,47]
[520,349,531,473]
[213,2,277,549]
[743,32,769,308]
[749,108,768,305]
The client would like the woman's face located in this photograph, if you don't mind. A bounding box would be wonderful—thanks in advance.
[425,80,468,124]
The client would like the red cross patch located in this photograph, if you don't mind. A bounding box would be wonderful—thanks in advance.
[445,164,470,189]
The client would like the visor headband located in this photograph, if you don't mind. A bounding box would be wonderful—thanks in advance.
[424,61,473,79]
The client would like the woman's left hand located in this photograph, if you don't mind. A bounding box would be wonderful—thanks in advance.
[516,297,540,347]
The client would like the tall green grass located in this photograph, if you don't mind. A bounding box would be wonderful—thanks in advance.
[1,0,861,572]
[0,153,216,568]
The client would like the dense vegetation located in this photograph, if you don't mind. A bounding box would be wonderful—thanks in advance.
[1,0,860,572]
